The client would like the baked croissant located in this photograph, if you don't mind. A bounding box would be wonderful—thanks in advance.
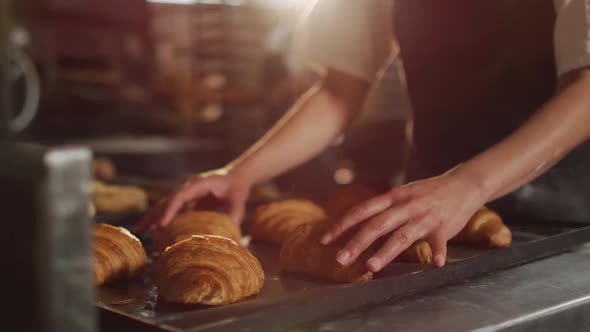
[397,240,432,263]
[93,223,147,286]
[452,207,512,248]
[156,235,265,305]
[326,186,433,264]
[154,211,241,251]
[280,222,375,283]
[92,180,148,214]
[249,199,327,245]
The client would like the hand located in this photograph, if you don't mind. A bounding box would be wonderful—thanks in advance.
[133,168,251,234]
[321,169,487,272]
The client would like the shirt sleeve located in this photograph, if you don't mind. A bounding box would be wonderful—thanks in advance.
[293,0,394,82]
[554,0,590,76]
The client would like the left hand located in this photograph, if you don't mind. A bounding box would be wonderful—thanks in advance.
[321,169,488,272]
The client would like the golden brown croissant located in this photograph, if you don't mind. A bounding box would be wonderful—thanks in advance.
[249,199,327,245]
[156,235,265,305]
[280,222,375,283]
[452,207,512,248]
[326,187,433,264]
[92,180,148,214]
[93,223,147,286]
[397,240,433,263]
[153,211,242,251]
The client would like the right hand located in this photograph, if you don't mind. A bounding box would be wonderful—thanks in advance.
[133,168,251,234]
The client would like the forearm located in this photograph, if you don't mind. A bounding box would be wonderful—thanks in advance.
[455,69,590,202]
[227,70,370,186]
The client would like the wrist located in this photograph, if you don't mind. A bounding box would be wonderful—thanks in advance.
[225,163,257,188]
[448,163,495,204]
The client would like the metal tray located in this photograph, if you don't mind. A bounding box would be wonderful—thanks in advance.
[97,220,590,332]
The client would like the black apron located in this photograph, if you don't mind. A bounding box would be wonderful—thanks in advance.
[394,0,590,222]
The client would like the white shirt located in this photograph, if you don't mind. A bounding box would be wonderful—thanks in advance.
[295,0,590,82]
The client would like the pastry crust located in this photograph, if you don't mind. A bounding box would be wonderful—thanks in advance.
[280,222,374,283]
[154,211,242,251]
[93,223,147,286]
[92,180,148,214]
[452,207,512,248]
[249,199,326,245]
[397,240,433,264]
[156,235,265,305]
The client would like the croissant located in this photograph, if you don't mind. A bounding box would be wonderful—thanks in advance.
[326,187,432,264]
[452,207,512,248]
[280,222,375,283]
[396,240,432,263]
[92,180,148,214]
[156,235,265,305]
[249,199,327,245]
[154,211,241,251]
[93,223,147,286]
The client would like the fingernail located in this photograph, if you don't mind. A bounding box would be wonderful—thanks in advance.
[434,255,446,267]
[321,233,332,245]
[336,250,351,265]
[367,257,383,272]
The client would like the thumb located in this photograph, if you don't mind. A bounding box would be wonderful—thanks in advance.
[430,237,448,268]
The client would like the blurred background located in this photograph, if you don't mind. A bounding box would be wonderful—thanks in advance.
[2,0,412,203]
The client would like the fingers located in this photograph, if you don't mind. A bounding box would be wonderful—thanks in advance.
[335,206,410,266]
[159,184,209,228]
[321,192,400,245]
[133,200,166,234]
[182,200,198,212]
[429,237,447,268]
[366,221,427,272]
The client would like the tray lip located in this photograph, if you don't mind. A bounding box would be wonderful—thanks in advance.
[97,303,181,332]
[98,222,590,332]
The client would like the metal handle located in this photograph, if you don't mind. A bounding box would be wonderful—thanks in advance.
[6,46,40,134]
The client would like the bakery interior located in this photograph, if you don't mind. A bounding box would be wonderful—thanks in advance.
[2,0,590,331]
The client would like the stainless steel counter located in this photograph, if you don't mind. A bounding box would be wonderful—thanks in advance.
[304,245,590,332]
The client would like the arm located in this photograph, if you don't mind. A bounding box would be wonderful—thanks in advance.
[458,68,590,201]
[324,67,590,271]
[135,0,394,233]
[228,69,370,187]
[134,69,370,232]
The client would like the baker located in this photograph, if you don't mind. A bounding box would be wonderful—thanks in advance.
[137,0,590,272]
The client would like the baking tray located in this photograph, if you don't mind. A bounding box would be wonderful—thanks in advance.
[97,219,590,332]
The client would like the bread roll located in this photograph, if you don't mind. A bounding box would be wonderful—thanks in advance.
[280,222,374,283]
[397,240,432,263]
[93,223,147,286]
[156,235,265,305]
[249,199,326,245]
[452,207,512,248]
[92,180,148,214]
[154,211,241,251]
